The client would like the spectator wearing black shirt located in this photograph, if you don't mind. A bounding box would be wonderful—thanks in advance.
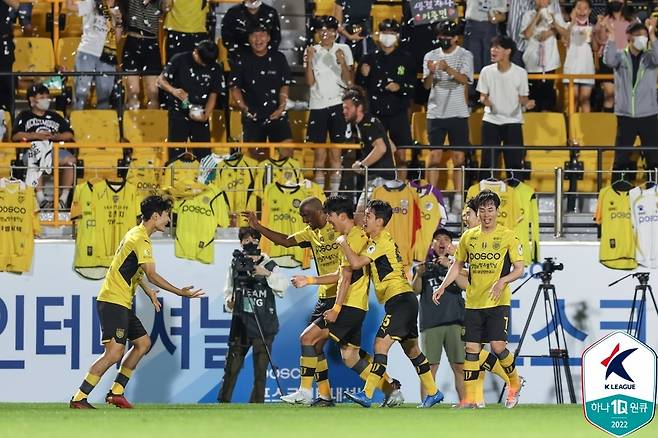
[342,87,396,215]
[358,20,415,180]
[221,0,281,60]
[334,0,375,63]
[229,25,292,157]
[0,0,18,111]
[412,228,466,401]
[12,84,76,209]
[157,40,224,160]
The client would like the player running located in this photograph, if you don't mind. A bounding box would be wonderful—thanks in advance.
[69,196,205,409]
[339,199,445,408]
[433,190,525,408]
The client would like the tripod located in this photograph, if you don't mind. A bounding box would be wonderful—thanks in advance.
[500,270,577,404]
[608,272,658,339]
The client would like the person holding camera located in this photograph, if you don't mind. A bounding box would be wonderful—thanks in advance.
[218,227,287,404]
[412,228,467,402]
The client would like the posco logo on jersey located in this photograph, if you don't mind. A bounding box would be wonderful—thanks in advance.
[181,205,212,216]
[136,181,157,190]
[638,215,658,224]
[470,252,502,261]
[0,206,27,214]
[273,213,296,223]
[610,212,631,219]
[316,243,339,252]
[226,179,244,189]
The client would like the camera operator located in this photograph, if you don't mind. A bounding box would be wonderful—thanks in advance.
[218,227,287,403]
[412,228,467,402]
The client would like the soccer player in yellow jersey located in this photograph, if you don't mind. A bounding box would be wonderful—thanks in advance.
[433,190,525,409]
[339,200,445,408]
[288,196,404,407]
[69,196,205,409]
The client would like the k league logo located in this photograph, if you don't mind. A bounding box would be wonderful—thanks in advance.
[582,331,657,437]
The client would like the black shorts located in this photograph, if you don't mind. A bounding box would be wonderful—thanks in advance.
[313,305,365,347]
[242,115,292,143]
[462,305,510,344]
[97,301,148,345]
[306,104,348,143]
[379,112,413,148]
[428,117,469,151]
[377,292,419,342]
[167,110,211,159]
[308,297,336,325]
[122,35,162,73]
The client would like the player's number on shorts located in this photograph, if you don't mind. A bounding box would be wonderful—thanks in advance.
[382,314,391,328]
[503,316,509,334]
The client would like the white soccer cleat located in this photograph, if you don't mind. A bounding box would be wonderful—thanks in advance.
[280,388,313,405]
[504,376,526,409]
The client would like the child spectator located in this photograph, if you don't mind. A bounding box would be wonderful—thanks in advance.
[563,0,595,112]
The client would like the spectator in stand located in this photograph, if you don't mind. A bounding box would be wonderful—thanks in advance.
[604,19,658,175]
[563,0,595,113]
[333,0,375,63]
[120,0,169,110]
[157,40,224,160]
[305,15,353,195]
[520,0,568,112]
[67,0,122,110]
[594,1,638,112]
[163,0,209,62]
[358,19,414,180]
[12,84,76,209]
[477,36,535,179]
[463,0,507,104]
[0,0,18,111]
[506,0,562,67]
[229,24,292,157]
[423,20,473,213]
[221,0,281,61]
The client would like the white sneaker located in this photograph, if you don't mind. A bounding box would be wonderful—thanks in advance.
[504,376,526,409]
[280,388,313,405]
[383,389,405,407]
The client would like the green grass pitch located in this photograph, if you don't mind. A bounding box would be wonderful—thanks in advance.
[1,403,656,437]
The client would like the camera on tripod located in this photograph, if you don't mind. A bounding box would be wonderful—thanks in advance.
[541,257,564,274]
[231,244,261,278]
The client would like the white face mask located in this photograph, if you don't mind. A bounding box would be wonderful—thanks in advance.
[633,35,648,51]
[379,33,398,48]
[35,98,50,111]
[245,0,261,9]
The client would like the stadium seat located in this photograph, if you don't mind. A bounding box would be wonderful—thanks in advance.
[70,110,122,180]
[217,39,229,71]
[314,0,335,15]
[61,5,83,37]
[13,38,58,96]
[57,37,80,90]
[13,2,51,37]
[569,112,616,192]
[371,3,403,32]
[523,112,569,193]
[229,110,242,142]
[288,110,311,176]
[122,109,167,163]
[210,110,230,156]
[411,111,454,190]
[0,111,13,178]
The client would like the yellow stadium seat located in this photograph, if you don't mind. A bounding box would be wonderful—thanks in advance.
[217,39,230,71]
[57,37,80,72]
[314,0,335,16]
[288,110,311,176]
[210,110,230,156]
[70,110,122,180]
[13,37,55,72]
[411,111,454,189]
[61,6,83,37]
[13,2,50,37]
[523,112,569,192]
[469,111,483,146]
[569,112,617,192]
[371,4,403,33]
[1,111,14,178]
[229,110,243,142]
[122,109,167,163]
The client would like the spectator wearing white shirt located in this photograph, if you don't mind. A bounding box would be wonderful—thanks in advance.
[506,0,562,66]
[477,36,535,179]
[66,0,122,109]
[305,15,354,194]
[520,0,568,111]
[422,21,473,209]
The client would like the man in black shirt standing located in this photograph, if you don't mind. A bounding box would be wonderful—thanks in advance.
[157,40,224,159]
[334,0,375,63]
[358,19,415,180]
[0,0,18,111]
[221,0,281,60]
[412,228,466,402]
[341,87,396,217]
[229,24,292,157]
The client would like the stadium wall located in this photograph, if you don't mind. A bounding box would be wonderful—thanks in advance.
[0,241,656,405]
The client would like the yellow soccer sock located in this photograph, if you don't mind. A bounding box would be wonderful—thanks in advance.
[110,366,133,395]
[364,354,387,398]
[476,370,486,403]
[354,355,395,394]
[315,354,331,400]
[300,345,318,391]
[497,349,520,388]
[411,353,438,397]
[479,349,510,384]
[73,372,101,402]
[464,353,481,404]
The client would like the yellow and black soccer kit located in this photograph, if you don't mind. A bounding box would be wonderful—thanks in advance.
[594,185,637,270]
[290,222,342,323]
[96,224,154,345]
[313,225,369,347]
[71,181,107,279]
[0,181,40,273]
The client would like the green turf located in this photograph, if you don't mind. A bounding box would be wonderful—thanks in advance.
[0,403,655,437]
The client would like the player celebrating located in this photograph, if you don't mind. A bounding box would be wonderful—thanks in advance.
[433,190,525,408]
[243,198,341,405]
[289,196,404,407]
[69,196,205,409]
[339,199,445,408]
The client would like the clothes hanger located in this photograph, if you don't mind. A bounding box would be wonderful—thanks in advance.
[505,171,521,188]
[611,171,633,192]
[484,168,498,183]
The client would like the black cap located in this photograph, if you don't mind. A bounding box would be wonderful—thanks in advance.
[433,228,457,240]
[27,83,49,98]
[378,18,400,33]
[247,23,269,35]
[436,20,461,37]
[313,15,339,31]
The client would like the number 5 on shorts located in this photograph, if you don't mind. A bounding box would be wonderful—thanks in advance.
[382,314,391,328]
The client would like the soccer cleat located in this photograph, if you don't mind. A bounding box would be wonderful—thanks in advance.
[344,390,372,408]
[105,392,134,409]
[504,376,526,409]
[69,398,95,409]
[418,390,444,408]
[309,397,336,407]
[280,388,313,405]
